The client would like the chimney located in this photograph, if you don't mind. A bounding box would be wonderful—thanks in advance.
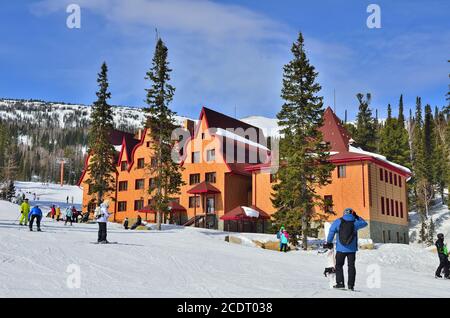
[137,129,143,140]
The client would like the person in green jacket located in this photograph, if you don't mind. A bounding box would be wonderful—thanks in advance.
[19,199,31,226]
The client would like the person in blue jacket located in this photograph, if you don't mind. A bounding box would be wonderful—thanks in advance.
[325,208,368,290]
[28,205,43,232]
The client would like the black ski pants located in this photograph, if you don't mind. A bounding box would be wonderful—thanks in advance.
[436,254,450,277]
[29,215,42,231]
[335,252,356,288]
[280,243,288,252]
[98,222,107,242]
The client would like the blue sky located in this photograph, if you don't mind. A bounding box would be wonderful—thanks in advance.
[0,0,449,121]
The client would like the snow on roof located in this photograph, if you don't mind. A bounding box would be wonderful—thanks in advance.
[242,206,260,218]
[348,145,412,175]
[215,128,270,152]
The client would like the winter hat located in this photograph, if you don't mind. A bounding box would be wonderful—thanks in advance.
[438,233,444,240]
[344,208,354,215]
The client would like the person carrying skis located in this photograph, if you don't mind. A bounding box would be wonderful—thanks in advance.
[64,207,73,226]
[326,208,368,291]
[95,200,111,244]
[279,229,289,252]
[435,233,450,279]
[55,206,61,221]
[19,198,31,226]
[50,205,56,219]
[28,205,43,232]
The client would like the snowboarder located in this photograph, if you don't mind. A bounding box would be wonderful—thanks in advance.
[435,233,450,279]
[55,206,61,222]
[326,208,368,291]
[50,205,56,219]
[130,215,142,230]
[95,200,111,244]
[28,205,43,232]
[64,207,73,226]
[321,243,336,288]
[279,229,289,252]
[19,198,31,226]
[123,218,129,230]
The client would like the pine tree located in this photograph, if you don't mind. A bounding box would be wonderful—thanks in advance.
[427,217,436,246]
[5,180,15,202]
[86,63,117,207]
[354,93,377,152]
[144,38,184,231]
[433,109,448,204]
[272,32,334,250]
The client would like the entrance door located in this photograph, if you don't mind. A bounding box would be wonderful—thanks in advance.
[206,197,215,214]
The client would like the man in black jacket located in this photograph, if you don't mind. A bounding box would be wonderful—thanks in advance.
[435,233,449,279]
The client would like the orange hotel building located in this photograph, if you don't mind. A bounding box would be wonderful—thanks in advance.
[79,107,411,243]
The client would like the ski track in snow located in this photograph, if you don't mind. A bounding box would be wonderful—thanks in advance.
[0,182,449,297]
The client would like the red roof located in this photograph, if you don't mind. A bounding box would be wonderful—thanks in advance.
[319,107,352,153]
[220,206,271,221]
[138,201,186,213]
[187,181,221,194]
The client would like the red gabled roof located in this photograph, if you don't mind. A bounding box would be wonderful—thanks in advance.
[220,206,271,221]
[201,107,262,134]
[319,107,352,152]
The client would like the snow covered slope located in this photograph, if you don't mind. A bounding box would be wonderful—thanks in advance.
[409,203,450,244]
[1,192,449,297]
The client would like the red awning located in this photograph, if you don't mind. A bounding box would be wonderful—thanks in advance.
[220,206,271,221]
[187,181,221,194]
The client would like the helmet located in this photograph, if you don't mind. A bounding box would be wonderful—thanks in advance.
[344,208,354,215]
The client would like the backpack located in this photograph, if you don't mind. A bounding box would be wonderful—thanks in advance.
[338,218,355,245]
[94,207,102,219]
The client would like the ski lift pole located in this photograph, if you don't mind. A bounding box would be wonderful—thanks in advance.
[56,157,69,187]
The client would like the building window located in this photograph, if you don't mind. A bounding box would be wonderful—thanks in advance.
[206,197,215,213]
[391,199,394,216]
[88,184,93,194]
[381,197,385,214]
[146,141,151,148]
[189,196,200,208]
[394,174,397,186]
[399,177,402,188]
[337,165,346,178]
[149,178,156,190]
[201,133,205,140]
[151,157,158,168]
[270,173,278,184]
[205,172,216,183]
[400,202,404,218]
[395,201,399,217]
[137,158,145,169]
[324,195,333,213]
[383,231,386,243]
[388,230,391,241]
[121,161,128,171]
[118,201,127,212]
[389,172,393,184]
[384,170,388,182]
[403,233,407,243]
[135,179,145,190]
[206,149,215,162]
[189,174,200,185]
[397,232,400,243]
[118,181,128,192]
[134,200,144,211]
[386,197,390,215]
[380,168,383,181]
[192,151,200,163]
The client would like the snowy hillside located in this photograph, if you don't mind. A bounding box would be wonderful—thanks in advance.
[409,202,450,244]
[1,182,449,298]
[0,98,194,131]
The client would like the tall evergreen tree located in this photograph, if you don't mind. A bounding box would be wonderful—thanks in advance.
[86,63,117,207]
[144,38,184,231]
[272,32,334,250]
[354,93,377,152]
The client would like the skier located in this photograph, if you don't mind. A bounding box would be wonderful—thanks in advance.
[64,207,73,226]
[276,225,285,249]
[123,218,129,230]
[95,200,111,244]
[50,205,56,219]
[326,208,368,291]
[130,215,142,230]
[55,206,61,222]
[66,196,69,204]
[435,233,450,279]
[279,229,289,252]
[19,198,31,226]
[71,206,78,223]
[28,205,43,232]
